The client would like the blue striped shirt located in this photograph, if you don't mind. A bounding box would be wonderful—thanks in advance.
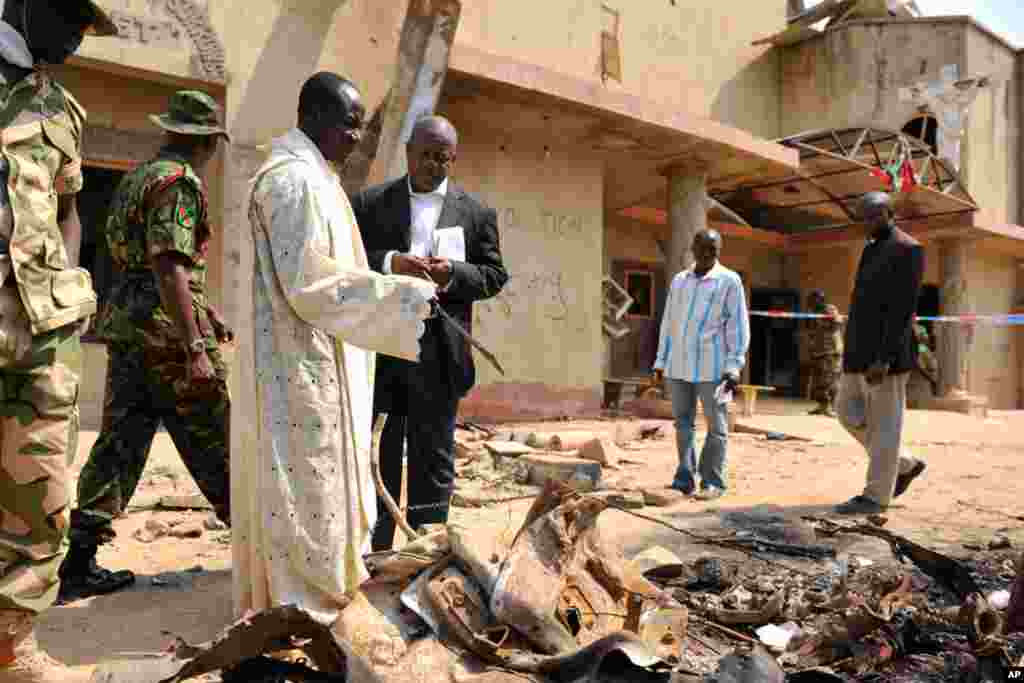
[653,263,750,383]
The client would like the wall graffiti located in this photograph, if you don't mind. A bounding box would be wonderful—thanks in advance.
[109,10,183,49]
[475,268,593,334]
[495,207,592,241]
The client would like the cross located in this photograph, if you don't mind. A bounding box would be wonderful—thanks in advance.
[899,65,991,171]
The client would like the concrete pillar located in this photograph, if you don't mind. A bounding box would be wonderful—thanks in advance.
[664,164,709,278]
[938,238,969,397]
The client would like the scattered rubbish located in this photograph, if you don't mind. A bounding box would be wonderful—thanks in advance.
[482,440,536,457]
[133,518,170,543]
[642,488,689,507]
[722,586,754,610]
[578,437,622,467]
[638,605,688,657]
[204,513,228,531]
[168,522,205,539]
[988,589,1011,610]
[851,556,874,568]
[628,547,684,576]
[516,452,602,491]
[990,535,1013,550]
[707,644,784,683]
[158,494,214,511]
[713,591,785,626]
[1008,551,1024,633]
[546,432,599,452]
[592,490,645,509]
[755,622,800,652]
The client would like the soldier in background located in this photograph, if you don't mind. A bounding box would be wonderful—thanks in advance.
[0,1,119,681]
[912,322,940,396]
[806,289,843,417]
[59,91,232,604]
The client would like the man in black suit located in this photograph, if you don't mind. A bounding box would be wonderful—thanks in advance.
[353,116,507,550]
[834,191,927,515]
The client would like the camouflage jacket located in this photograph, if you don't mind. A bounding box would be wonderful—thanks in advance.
[808,303,843,358]
[94,152,215,349]
[0,70,97,334]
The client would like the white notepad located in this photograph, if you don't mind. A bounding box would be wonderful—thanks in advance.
[433,226,466,261]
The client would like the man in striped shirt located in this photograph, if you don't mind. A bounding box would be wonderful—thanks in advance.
[653,229,750,501]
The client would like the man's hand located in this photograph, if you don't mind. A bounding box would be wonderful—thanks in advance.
[207,305,234,344]
[653,369,664,384]
[721,370,740,393]
[391,254,433,280]
[865,361,889,386]
[188,349,216,386]
[425,257,452,287]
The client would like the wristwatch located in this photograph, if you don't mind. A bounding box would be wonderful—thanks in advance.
[186,338,206,355]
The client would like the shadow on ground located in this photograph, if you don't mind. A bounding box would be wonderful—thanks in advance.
[39,569,233,667]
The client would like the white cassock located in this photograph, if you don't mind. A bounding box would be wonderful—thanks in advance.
[234,128,435,625]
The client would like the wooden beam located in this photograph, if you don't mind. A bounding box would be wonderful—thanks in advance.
[66,55,227,94]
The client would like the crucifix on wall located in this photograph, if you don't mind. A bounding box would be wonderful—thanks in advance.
[899,65,991,172]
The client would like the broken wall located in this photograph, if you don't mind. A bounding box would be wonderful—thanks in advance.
[779,19,1021,226]
[779,19,965,135]
[962,26,1021,227]
[453,0,784,139]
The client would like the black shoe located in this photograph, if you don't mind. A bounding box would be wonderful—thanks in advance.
[893,462,927,498]
[57,545,136,604]
[834,495,887,515]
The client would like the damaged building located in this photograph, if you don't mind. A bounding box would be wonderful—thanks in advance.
[58,0,1024,427]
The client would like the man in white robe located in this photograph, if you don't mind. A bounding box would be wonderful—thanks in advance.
[235,72,435,626]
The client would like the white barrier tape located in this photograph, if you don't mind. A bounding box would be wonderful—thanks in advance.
[750,311,1024,325]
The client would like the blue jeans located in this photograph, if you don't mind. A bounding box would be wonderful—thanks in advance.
[667,379,729,492]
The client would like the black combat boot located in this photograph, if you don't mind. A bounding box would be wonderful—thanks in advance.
[56,543,135,604]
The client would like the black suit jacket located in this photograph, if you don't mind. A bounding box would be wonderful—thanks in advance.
[352,176,508,398]
[843,225,925,375]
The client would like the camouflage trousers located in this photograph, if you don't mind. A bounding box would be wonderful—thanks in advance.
[69,342,230,549]
[0,315,83,615]
[810,354,842,406]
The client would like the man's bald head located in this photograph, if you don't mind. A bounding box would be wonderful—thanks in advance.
[860,191,894,234]
[409,116,458,148]
[297,72,365,165]
[691,228,722,275]
[407,115,458,193]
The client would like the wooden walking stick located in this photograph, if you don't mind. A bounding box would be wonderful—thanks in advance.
[371,413,420,540]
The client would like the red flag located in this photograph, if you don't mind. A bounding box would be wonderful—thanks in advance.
[900,159,916,192]
[871,167,892,189]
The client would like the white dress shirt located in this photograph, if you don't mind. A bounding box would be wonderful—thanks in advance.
[653,262,750,383]
[382,177,448,274]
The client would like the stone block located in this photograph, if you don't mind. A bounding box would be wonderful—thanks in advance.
[518,453,602,491]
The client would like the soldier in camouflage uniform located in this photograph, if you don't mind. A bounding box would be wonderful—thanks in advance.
[913,322,940,396]
[0,2,119,681]
[58,91,232,605]
[806,289,843,417]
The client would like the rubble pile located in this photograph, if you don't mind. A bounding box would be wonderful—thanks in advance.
[94,485,1024,682]
[636,517,1024,682]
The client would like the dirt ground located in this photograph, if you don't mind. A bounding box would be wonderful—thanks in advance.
[41,403,1024,674]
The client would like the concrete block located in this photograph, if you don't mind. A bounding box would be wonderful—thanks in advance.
[578,437,621,467]
[592,490,645,509]
[483,440,536,457]
[642,488,689,507]
[158,494,213,510]
[518,453,602,491]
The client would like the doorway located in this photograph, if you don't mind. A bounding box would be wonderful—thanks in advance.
[749,288,801,395]
[608,260,666,378]
[78,165,125,341]
[916,283,939,340]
